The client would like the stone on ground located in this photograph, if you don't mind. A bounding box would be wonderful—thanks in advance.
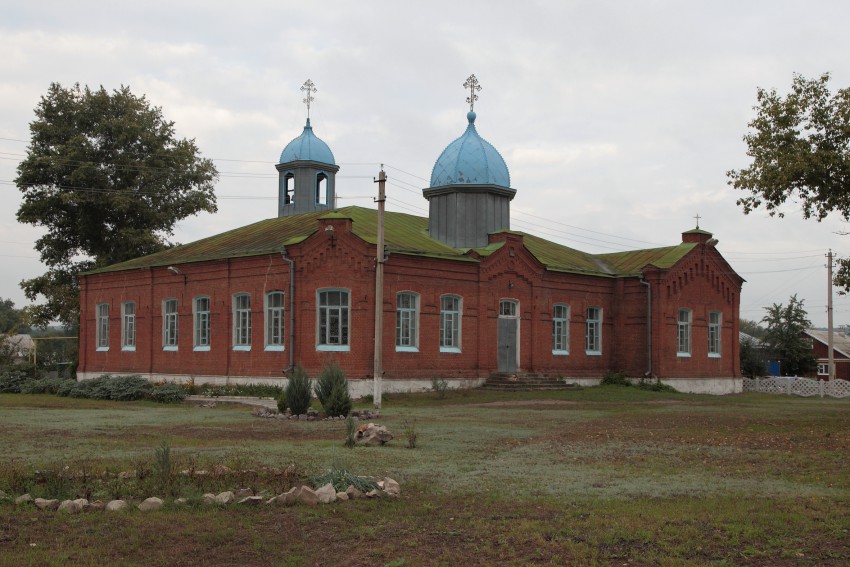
[238,496,264,506]
[215,491,235,505]
[58,500,81,514]
[382,477,401,497]
[15,494,33,505]
[137,497,164,511]
[315,483,337,504]
[355,423,394,446]
[295,486,318,506]
[34,498,60,510]
[106,500,128,512]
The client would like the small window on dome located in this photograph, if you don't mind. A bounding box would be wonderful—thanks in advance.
[316,173,327,205]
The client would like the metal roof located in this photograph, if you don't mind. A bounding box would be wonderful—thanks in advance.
[429,112,511,189]
[279,118,335,165]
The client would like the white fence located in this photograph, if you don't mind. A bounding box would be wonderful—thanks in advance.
[743,376,850,399]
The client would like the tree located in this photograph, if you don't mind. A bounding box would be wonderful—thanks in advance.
[761,294,817,376]
[15,83,219,327]
[727,73,850,291]
[0,298,29,334]
[739,318,767,340]
[728,73,850,221]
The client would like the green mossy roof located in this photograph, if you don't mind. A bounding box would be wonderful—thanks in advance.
[85,206,697,277]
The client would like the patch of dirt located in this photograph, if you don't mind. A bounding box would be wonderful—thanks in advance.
[461,400,579,407]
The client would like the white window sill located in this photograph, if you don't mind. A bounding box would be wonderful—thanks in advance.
[708,353,721,359]
[122,346,136,352]
[233,345,251,352]
[265,345,285,352]
[163,346,178,352]
[440,347,461,353]
[317,344,350,352]
[585,350,601,356]
[395,346,419,353]
[193,346,210,352]
[552,350,569,356]
[677,352,691,358]
[96,347,109,352]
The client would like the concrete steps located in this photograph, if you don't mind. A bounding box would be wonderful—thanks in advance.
[480,373,582,391]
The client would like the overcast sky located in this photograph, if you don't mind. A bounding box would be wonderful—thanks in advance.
[2,0,850,327]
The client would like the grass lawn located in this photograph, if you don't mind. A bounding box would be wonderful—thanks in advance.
[0,386,848,566]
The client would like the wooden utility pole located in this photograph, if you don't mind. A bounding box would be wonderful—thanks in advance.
[373,167,387,408]
[827,249,835,382]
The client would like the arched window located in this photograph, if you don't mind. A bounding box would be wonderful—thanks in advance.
[396,292,419,351]
[440,295,462,352]
[316,172,328,205]
[265,291,285,350]
[552,303,569,355]
[233,293,252,350]
[283,173,295,205]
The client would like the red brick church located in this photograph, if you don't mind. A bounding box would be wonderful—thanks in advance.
[78,79,744,395]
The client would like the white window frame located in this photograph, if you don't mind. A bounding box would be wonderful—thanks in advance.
[233,293,252,351]
[440,294,462,353]
[96,303,109,351]
[265,291,285,351]
[317,289,350,351]
[395,291,419,352]
[817,363,829,376]
[552,303,570,355]
[193,296,211,351]
[163,298,178,351]
[708,310,721,358]
[121,301,136,351]
[677,308,692,357]
[585,306,602,355]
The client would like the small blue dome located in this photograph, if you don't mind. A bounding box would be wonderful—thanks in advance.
[429,111,510,188]
[279,118,336,165]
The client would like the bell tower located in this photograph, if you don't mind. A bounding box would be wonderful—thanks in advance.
[276,80,340,217]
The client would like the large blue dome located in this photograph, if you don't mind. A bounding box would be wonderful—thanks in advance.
[429,112,510,188]
[279,118,336,165]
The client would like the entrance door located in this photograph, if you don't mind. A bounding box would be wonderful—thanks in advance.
[498,300,519,373]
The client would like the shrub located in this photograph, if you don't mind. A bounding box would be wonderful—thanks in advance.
[402,419,418,449]
[431,377,449,399]
[637,378,678,393]
[315,361,352,417]
[86,374,150,400]
[311,464,378,493]
[18,376,70,395]
[148,383,187,403]
[0,369,32,393]
[283,365,312,415]
[344,416,357,449]
[601,371,631,386]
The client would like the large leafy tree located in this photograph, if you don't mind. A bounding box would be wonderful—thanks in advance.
[0,298,29,334]
[727,73,850,289]
[761,294,817,376]
[16,83,218,327]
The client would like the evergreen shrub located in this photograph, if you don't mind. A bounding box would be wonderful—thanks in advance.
[315,361,352,417]
[282,364,312,415]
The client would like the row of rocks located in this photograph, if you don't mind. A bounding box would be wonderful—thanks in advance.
[5,478,400,513]
[253,408,381,421]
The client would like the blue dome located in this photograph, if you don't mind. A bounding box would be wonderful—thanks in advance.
[429,111,510,188]
[279,118,336,165]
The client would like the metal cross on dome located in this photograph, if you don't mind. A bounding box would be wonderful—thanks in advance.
[301,79,317,119]
[464,74,482,112]
[694,213,701,229]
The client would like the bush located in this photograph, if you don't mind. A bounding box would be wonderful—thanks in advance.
[0,368,32,393]
[431,377,449,399]
[311,464,378,493]
[601,371,630,386]
[344,416,356,449]
[315,361,352,417]
[282,365,312,415]
[148,383,187,403]
[18,376,70,394]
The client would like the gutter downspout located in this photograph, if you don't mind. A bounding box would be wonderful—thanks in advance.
[281,251,295,373]
[639,276,652,376]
